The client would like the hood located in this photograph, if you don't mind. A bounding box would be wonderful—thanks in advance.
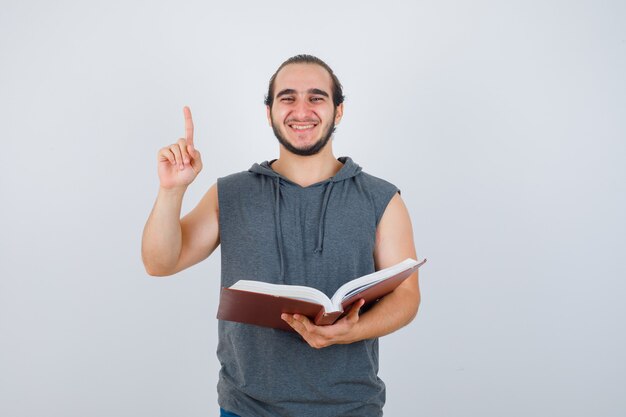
[248,156,362,183]
[247,157,362,281]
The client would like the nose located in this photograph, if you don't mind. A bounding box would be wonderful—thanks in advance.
[292,98,314,120]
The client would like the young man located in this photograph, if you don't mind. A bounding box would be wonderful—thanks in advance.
[142,55,421,417]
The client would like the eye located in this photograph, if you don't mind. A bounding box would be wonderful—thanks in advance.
[281,97,294,102]
[310,97,324,102]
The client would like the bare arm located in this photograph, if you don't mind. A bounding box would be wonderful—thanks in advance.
[141,106,220,276]
[141,183,220,276]
[281,192,421,347]
[350,193,420,339]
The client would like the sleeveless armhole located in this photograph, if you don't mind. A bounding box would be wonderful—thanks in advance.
[373,180,400,227]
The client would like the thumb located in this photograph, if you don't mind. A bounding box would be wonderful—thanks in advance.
[189,148,203,173]
[346,299,365,323]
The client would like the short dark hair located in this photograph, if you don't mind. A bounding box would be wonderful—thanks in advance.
[264,55,345,108]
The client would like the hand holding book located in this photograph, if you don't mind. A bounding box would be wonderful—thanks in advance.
[280,298,366,347]
[217,258,427,332]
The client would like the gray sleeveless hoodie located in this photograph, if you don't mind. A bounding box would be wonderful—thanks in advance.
[217,157,399,417]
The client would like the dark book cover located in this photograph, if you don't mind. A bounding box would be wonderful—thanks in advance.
[217,259,425,331]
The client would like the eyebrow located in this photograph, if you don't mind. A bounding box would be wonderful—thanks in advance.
[276,88,330,98]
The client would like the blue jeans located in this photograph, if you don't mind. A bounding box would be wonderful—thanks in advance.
[220,408,241,417]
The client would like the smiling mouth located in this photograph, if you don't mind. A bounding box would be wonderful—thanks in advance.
[287,123,318,132]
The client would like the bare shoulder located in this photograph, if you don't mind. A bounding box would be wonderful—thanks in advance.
[181,182,219,239]
[379,193,412,232]
[374,192,417,269]
[192,182,219,213]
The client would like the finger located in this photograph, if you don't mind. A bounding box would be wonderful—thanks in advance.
[282,314,306,334]
[189,148,203,173]
[346,299,365,322]
[158,148,176,165]
[293,315,332,349]
[293,314,315,333]
[177,138,191,166]
[183,106,194,151]
[170,143,184,170]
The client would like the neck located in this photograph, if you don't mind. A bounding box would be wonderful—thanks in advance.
[271,143,343,187]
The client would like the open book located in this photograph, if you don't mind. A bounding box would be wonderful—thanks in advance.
[217,258,426,331]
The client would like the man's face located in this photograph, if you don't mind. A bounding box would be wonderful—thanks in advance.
[267,63,343,156]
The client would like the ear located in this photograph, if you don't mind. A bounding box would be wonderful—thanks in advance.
[266,105,272,126]
[334,103,344,125]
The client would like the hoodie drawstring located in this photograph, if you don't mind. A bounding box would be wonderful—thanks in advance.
[273,177,285,282]
[273,177,335,279]
[257,159,359,280]
[314,181,334,253]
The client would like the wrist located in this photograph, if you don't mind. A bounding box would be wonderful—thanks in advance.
[158,185,187,197]
[349,320,366,344]
[337,320,365,345]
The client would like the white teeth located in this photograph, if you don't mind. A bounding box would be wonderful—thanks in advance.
[291,125,314,130]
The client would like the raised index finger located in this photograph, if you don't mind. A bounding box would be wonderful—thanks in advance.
[183,106,194,150]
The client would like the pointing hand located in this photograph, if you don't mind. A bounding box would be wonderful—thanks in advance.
[157,106,203,190]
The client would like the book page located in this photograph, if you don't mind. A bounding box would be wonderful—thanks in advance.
[230,280,335,312]
[330,258,420,307]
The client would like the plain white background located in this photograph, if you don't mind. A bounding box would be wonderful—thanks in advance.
[1,1,625,416]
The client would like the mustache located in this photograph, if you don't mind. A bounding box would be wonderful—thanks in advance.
[285,118,319,124]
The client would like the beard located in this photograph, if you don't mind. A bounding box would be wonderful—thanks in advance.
[271,111,337,156]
